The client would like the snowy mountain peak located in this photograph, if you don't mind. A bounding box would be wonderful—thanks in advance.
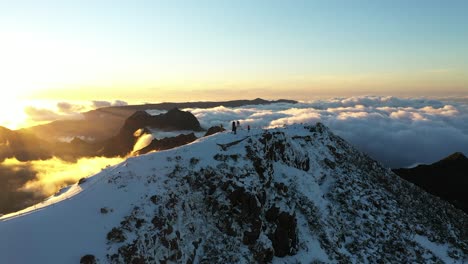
[0,123,466,263]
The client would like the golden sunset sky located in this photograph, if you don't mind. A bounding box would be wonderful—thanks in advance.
[0,0,467,128]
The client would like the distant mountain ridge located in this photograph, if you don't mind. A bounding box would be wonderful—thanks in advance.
[0,126,51,162]
[99,98,297,112]
[23,98,297,142]
[393,152,468,213]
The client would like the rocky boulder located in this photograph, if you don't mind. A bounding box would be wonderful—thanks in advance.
[204,126,225,137]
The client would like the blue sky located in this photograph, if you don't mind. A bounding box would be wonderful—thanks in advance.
[0,0,467,101]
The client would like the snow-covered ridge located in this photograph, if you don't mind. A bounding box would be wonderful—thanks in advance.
[0,123,466,263]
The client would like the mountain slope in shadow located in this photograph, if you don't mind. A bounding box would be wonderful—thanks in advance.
[393,152,468,213]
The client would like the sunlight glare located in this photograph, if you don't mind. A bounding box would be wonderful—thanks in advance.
[0,98,28,130]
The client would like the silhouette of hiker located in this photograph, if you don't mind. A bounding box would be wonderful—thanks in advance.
[247,125,250,132]
[232,121,237,134]
[237,120,240,129]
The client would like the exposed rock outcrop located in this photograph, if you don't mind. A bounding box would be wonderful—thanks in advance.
[136,133,198,155]
[204,126,225,137]
[99,108,202,157]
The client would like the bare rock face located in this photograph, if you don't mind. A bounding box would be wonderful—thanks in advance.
[113,108,202,135]
[79,255,97,264]
[204,126,225,137]
[100,108,202,157]
[161,108,203,131]
[271,212,297,257]
[136,133,198,155]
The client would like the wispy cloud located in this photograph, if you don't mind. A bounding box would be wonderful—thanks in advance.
[17,156,123,195]
[0,156,122,214]
[24,100,129,123]
[92,100,128,109]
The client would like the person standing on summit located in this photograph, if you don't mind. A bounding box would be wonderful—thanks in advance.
[232,121,237,134]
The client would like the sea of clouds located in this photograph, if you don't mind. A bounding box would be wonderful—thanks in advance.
[185,96,468,168]
[20,96,468,169]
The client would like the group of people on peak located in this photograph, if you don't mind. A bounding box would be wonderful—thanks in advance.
[231,120,250,134]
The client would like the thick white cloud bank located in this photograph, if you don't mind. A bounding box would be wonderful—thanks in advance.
[185,96,468,168]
